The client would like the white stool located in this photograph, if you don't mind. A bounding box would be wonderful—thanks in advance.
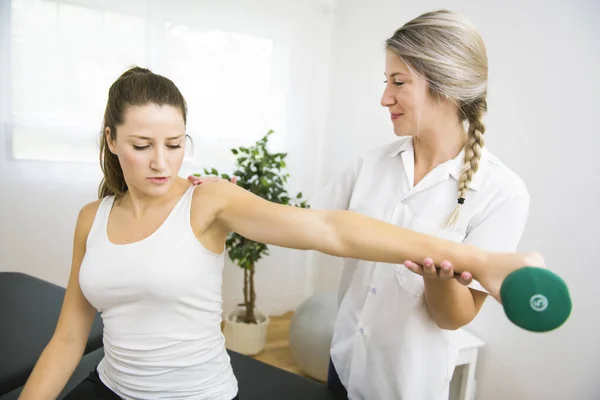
[449,329,485,400]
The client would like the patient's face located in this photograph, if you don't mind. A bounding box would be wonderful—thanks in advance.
[106,103,187,198]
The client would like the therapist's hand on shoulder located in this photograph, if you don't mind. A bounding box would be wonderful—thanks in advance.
[404,258,473,286]
[188,175,238,185]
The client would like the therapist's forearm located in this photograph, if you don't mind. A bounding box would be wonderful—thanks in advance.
[423,279,478,330]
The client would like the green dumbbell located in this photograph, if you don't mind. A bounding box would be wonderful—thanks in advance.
[500,267,571,332]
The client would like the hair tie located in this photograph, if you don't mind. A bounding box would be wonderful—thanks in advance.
[458,197,465,205]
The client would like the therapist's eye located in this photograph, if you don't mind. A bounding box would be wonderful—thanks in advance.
[383,80,405,86]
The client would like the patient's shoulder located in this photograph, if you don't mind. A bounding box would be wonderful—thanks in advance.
[190,181,230,231]
[190,179,235,207]
[191,179,235,207]
[75,199,103,237]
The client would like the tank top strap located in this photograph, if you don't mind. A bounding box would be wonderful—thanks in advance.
[179,184,197,213]
[86,195,116,246]
[161,184,197,237]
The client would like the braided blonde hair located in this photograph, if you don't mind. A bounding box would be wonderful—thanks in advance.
[385,10,488,228]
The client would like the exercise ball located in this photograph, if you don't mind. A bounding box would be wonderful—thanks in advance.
[289,292,338,382]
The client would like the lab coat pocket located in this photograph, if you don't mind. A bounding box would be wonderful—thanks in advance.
[394,217,467,297]
[394,264,425,297]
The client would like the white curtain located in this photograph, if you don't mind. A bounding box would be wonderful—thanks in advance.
[0,0,335,314]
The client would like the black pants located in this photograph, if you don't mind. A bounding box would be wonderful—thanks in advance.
[62,368,240,400]
[62,369,121,400]
[327,358,349,400]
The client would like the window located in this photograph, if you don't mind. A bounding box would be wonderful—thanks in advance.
[8,0,146,162]
[161,21,282,172]
[3,0,288,172]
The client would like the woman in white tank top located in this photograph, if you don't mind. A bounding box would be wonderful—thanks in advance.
[18,66,545,400]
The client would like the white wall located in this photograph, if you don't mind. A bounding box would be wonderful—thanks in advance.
[312,0,599,398]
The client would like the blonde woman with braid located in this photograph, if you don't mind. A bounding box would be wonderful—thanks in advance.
[312,10,531,400]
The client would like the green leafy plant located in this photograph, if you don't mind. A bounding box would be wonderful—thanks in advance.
[194,130,308,324]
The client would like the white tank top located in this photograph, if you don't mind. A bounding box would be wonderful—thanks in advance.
[79,185,238,400]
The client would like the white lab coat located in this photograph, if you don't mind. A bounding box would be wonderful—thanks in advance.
[311,136,530,400]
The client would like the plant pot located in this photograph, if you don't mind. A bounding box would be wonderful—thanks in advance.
[223,306,270,355]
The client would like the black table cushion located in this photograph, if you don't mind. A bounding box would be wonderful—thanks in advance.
[229,350,333,400]
[0,346,106,400]
[0,272,104,395]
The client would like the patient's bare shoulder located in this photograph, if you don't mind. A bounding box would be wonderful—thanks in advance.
[76,199,103,238]
[189,180,234,234]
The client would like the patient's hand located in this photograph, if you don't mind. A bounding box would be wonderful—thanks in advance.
[404,258,474,286]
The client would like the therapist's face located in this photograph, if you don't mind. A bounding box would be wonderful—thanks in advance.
[380,50,450,138]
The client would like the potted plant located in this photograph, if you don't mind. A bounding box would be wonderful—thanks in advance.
[194,130,308,355]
